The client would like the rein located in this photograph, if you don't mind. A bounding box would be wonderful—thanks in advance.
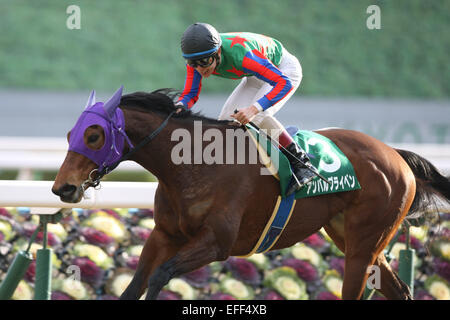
[82,110,176,190]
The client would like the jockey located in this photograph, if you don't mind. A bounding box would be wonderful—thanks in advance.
[177,22,317,196]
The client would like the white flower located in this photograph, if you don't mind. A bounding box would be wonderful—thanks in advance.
[246,253,268,269]
[409,226,427,242]
[12,280,33,300]
[325,277,343,298]
[73,243,113,269]
[390,243,406,260]
[274,276,301,300]
[138,218,155,230]
[440,243,450,260]
[87,216,126,241]
[128,245,144,257]
[47,223,68,241]
[61,279,87,300]
[0,220,13,241]
[429,281,450,300]
[222,278,250,299]
[167,278,197,300]
[111,273,133,297]
[291,243,321,266]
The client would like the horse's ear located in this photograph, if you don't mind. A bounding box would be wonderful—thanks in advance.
[84,90,96,109]
[103,85,124,119]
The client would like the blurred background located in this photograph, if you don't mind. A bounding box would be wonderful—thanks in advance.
[0,0,448,135]
[0,0,449,300]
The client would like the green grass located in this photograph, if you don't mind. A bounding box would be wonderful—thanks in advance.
[0,0,448,97]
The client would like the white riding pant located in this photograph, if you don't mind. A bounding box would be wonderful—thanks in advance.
[218,48,302,127]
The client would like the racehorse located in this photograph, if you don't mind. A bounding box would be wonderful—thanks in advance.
[52,87,450,300]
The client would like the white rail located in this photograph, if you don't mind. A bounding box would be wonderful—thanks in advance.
[0,180,157,209]
[1,138,449,178]
[0,136,146,180]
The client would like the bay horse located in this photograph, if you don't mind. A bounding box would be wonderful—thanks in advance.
[52,87,450,300]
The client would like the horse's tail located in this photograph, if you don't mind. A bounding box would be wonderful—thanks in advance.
[395,148,450,221]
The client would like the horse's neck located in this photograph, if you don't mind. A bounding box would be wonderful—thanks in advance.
[123,111,223,184]
[123,110,260,197]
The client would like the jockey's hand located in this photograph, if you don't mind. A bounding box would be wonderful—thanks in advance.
[175,102,186,114]
[231,105,259,125]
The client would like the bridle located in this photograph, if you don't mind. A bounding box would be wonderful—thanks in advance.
[81,109,177,192]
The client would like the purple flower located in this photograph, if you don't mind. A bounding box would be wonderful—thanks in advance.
[281,258,318,282]
[130,226,152,243]
[440,227,450,239]
[102,209,122,220]
[137,209,154,218]
[433,257,450,282]
[98,294,120,300]
[51,291,73,300]
[0,208,12,219]
[37,231,60,247]
[329,257,345,277]
[414,290,435,300]
[20,222,61,247]
[225,257,261,285]
[24,261,36,282]
[71,257,105,288]
[157,290,181,300]
[80,227,115,246]
[390,259,399,272]
[316,291,341,300]
[209,292,236,300]
[262,290,285,300]
[125,255,140,270]
[86,209,122,221]
[20,222,38,238]
[398,234,422,250]
[303,233,326,248]
[182,265,211,288]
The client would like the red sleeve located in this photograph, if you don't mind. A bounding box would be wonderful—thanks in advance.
[242,50,293,110]
[178,65,203,109]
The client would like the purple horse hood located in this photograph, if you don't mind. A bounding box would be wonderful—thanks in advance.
[68,87,133,172]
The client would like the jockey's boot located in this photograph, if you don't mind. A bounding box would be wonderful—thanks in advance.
[282,142,317,196]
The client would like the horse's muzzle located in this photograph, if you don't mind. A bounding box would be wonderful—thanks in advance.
[52,183,82,203]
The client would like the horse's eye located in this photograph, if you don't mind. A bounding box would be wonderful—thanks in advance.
[88,134,99,144]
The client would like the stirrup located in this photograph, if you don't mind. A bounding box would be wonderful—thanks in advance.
[286,170,315,196]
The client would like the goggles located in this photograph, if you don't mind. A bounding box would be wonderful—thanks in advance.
[186,55,215,68]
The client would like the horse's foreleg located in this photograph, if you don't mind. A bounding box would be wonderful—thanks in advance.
[145,225,222,300]
[375,253,413,300]
[120,228,182,300]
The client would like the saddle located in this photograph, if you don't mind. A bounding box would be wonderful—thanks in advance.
[237,125,361,257]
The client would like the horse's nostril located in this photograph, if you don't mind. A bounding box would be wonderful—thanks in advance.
[55,183,77,197]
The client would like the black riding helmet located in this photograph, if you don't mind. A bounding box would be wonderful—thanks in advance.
[181,23,221,67]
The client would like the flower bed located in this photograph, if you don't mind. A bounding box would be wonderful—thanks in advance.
[0,207,448,300]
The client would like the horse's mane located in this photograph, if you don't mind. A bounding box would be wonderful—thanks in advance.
[120,89,231,125]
